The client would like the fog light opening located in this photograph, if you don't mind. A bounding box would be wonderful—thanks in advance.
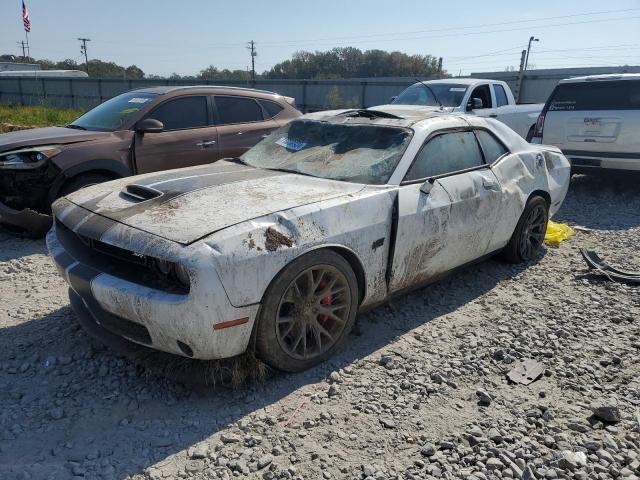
[177,340,194,357]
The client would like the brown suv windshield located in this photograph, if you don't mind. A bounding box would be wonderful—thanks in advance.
[70,92,158,131]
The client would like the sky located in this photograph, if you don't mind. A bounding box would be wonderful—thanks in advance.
[1,0,639,77]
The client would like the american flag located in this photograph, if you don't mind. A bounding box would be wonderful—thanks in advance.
[22,1,31,33]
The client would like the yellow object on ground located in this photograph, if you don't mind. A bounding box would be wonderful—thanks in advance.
[544,221,575,247]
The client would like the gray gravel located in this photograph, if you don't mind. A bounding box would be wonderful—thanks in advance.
[0,173,638,480]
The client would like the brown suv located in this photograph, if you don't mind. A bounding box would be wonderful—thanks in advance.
[0,86,301,236]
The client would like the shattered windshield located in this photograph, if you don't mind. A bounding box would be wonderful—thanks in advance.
[70,92,158,131]
[240,119,413,185]
[392,83,468,107]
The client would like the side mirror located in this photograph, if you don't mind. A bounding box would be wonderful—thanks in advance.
[466,98,483,111]
[419,178,435,195]
[389,96,398,103]
[136,118,164,133]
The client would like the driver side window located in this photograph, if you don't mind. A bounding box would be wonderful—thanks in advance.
[404,131,485,181]
[468,85,493,109]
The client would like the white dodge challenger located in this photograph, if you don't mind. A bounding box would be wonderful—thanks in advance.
[47,107,570,372]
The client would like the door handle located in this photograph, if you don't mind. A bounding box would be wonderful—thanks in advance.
[196,140,216,148]
[261,134,268,139]
[489,113,498,118]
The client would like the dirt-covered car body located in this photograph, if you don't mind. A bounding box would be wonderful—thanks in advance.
[47,107,570,362]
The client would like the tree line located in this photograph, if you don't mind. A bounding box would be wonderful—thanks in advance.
[1,47,445,80]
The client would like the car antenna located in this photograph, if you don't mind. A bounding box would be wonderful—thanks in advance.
[414,78,443,110]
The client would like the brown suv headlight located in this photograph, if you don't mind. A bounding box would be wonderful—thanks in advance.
[0,145,62,169]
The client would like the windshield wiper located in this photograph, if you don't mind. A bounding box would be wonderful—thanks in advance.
[413,78,443,109]
[264,167,318,179]
[225,157,247,165]
[66,124,87,130]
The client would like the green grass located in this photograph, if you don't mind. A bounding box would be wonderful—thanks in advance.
[0,104,84,127]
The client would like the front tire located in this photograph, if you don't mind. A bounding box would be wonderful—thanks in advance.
[255,250,359,372]
[502,196,549,263]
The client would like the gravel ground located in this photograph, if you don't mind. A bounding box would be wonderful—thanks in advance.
[0,173,638,480]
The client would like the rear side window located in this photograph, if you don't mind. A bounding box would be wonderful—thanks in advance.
[405,131,484,181]
[216,96,264,124]
[548,80,640,111]
[494,85,509,107]
[148,96,208,130]
[475,130,508,163]
[259,99,284,119]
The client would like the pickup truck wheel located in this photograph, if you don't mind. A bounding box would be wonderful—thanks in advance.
[502,196,549,263]
[255,250,359,372]
[58,173,114,198]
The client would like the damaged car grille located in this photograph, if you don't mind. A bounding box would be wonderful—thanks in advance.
[55,219,189,295]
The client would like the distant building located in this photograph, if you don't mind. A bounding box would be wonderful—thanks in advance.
[0,62,41,72]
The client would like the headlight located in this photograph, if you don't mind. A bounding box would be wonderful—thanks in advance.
[174,263,190,288]
[0,145,62,169]
[152,258,190,290]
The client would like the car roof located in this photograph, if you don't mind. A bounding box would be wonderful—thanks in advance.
[301,105,464,128]
[408,78,498,87]
[131,85,282,97]
[559,73,640,84]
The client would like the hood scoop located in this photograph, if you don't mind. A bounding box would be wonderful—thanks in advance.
[121,184,163,202]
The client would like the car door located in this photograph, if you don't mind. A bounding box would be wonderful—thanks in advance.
[467,84,497,119]
[388,130,503,292]
[134,95,219,174]
[214,95,280,159]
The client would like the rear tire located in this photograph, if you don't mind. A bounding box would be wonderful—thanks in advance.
[58,172,114,198]
[502,196,549,263]
[255,250,359,372]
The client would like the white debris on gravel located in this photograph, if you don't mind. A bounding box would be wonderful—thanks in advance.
[0,174,639,480]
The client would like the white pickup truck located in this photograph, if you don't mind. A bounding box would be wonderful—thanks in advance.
[383,78,543,140]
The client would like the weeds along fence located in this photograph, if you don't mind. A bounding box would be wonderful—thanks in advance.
[0,77,420,113]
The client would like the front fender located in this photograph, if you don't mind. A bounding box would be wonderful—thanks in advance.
[202,187,396,308]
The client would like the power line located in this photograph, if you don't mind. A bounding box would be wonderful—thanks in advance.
[258,8,640,46]
[257,15,640,49]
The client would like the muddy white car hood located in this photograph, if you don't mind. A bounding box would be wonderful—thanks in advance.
[65,161,365,244]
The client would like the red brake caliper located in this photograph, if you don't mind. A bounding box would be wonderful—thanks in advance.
[318,280,332,325]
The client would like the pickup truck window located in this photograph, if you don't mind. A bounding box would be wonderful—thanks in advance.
[392,83,468,107]
[469,85,493,109]
[494,85,509,107]
[405,131,484,181]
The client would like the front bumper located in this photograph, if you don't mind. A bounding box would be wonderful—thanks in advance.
[0,201,52,237]
[46,207,259,360]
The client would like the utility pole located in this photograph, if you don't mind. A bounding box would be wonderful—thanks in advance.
[247,40,257,84]
[437,57,443,76]
[524,36,539,71]
[515,49,527,103]
[17,41,27,61]
[78,37,91,74]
